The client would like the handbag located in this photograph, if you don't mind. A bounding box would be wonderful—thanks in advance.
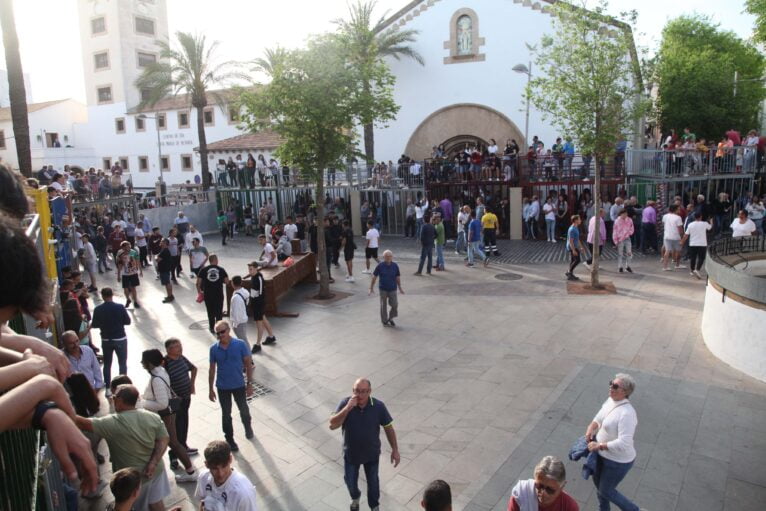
[151,374,182,417]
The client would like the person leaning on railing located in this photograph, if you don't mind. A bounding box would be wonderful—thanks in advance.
[0,213,98,493]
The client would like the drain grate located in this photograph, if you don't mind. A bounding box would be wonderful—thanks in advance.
[189,320,210,331]
[247,380,273,402]
[494,273,523,281]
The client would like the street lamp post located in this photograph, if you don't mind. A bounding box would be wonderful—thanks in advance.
[512,61,532,148]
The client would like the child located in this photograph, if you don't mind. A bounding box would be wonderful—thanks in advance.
[107,468,141,511]
[195,440,258,510]
[362,220,380,274]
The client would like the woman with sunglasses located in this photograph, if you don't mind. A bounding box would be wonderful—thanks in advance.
[584,373,639,511]
[508,456,578,510]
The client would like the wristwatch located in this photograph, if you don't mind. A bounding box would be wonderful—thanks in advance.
[31,401,59,430]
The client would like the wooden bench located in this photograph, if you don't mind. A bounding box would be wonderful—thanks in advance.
[226,252,317,318]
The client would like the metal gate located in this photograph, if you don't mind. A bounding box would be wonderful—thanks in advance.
[358,189,422,235]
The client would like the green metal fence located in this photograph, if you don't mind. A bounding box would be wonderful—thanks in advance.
[0,428,41,511]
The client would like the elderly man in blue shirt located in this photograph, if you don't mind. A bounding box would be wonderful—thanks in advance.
[62,330,104,392]
[369,250,404,327]
[330,378,400,511]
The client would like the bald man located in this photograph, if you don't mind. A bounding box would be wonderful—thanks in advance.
[329,378,400,511]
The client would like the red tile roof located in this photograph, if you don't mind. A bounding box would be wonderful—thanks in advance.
[202,131,284,152]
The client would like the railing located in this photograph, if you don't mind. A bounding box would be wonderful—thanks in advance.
[626,147,759,179]
[709,234,766,270]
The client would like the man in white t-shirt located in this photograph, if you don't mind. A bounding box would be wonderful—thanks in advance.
[730,209,757,238]
[682,213,712,279]
[134,221,148,268]
[188,238,209,277]
[362,220,380,274]
[283,216,298,241]
[258,234,278,267]
[543,198,557,242]
[196,440,258,511]
[661,204,685,271]
[415,199,426,239]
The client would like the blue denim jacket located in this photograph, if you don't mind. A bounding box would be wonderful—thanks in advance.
[569,435,599,480]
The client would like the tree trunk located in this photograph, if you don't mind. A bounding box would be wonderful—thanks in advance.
[363,122,374,165]
[315,177,332,298]
[591,154,601,288]
[0,0,32,177]
[195,104,211,190]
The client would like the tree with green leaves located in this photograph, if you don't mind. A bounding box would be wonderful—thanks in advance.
[239,37,396,298]
[0,0,31,177]
[252,46,288,78]
[527,0,647,287]
[655,15,766,142]
[745,0,766,46]
[333,0,423,163]
[135,32,244,189]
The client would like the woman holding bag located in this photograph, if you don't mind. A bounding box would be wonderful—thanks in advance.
[140,349,198,483]
[584,373,640,511]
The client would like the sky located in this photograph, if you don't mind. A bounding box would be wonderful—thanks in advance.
[1,0,758,104]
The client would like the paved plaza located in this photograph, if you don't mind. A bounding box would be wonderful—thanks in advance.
[81,234,766,511]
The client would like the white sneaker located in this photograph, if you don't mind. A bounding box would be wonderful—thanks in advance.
[175,470,198,483]
[675,264,686,269]
[362,269,371,274]
[347,276,355,282]
[693,270,702,280]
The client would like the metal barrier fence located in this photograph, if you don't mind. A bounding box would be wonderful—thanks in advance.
[709,234,766,270]
[627,147,759,178]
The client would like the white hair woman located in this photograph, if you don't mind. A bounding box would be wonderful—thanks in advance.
[584,373,639,511]
[508,455,578,510]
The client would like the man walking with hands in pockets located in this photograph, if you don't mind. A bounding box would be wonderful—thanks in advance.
[330,378,400,511]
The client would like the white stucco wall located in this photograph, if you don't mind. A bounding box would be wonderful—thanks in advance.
[701,283,766,382]
[374,0,630,161]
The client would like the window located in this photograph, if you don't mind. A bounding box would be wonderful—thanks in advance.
[203,107,214,126]
[178,111,189,128]
[181,154,193,171]
[97,86,112,104]
[138,156,149,172]
[157,113,166,129]
[137,51,157,68]
[103,157,112,170]
[135,16,155,36]
[140,87,153,103]
[119,157,129,171]
[160,156,169,171]
[93,51,109,70]
[0,130,5,149]
[135,116,145,132]
[45,133,60,148]
[91,17,106,35]
[228,107,239,124]
[115,118,125,134]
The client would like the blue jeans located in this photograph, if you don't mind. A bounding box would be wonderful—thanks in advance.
[593,456,639,511]
[344,456,380,508]
[546,219,556,241]
[436,243,444,269]
[468,241,487,265]
[456,229,467,253]
[417,245,433,273]
[416,218,424,239]
[101,339,128,388]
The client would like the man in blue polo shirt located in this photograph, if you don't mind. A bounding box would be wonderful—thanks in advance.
[329,378,400,511]
[208,320,254,452]
[369,250,404,327]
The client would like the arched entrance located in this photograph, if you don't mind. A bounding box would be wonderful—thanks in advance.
[440,134,489,159]
[404,103,525,160]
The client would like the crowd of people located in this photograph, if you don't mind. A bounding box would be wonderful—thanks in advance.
[31,162,133,200]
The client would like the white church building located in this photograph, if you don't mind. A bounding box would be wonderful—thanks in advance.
[0,0,638,187]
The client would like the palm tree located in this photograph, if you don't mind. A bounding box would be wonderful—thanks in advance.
[334,1,424,163]
[0,0,31,177]
[252,46,288,79]
[135,32,244,189]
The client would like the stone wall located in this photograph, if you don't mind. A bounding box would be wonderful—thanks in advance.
[139,200,218,235]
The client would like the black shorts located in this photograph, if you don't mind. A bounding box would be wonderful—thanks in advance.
[159,271,171,285]
[251,299,265,321]
[344,249,355,262]
[365,247,378,260]
[122,274,140,289]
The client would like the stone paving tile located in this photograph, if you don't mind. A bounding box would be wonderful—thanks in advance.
[81,234,766,510]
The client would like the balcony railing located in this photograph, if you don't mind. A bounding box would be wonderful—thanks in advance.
[626,147,759,179]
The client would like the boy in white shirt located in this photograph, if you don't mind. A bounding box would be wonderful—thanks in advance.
[661,204,685,271]
[196,440,257,511]
[362,220,380,274]
[258,234,278,267]
[283,216,298,241]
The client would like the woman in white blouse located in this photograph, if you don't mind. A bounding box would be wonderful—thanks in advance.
[141,349,198,482]
[584,373,639,511]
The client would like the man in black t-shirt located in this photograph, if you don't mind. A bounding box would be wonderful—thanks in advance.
[341,219,356,282]
[156,238,174,303]
[196,254,229,334]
